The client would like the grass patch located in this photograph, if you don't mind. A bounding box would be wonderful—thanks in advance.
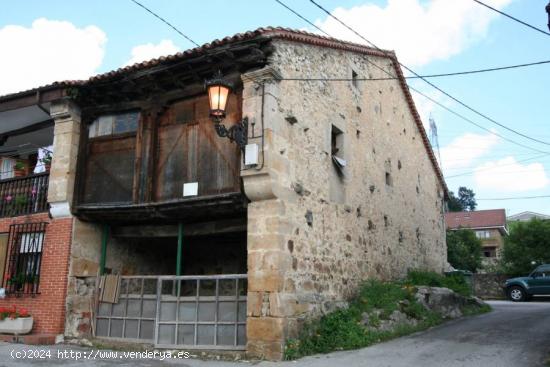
[284,280,442,360]
[284,271,488,360]
[405,270,471,296]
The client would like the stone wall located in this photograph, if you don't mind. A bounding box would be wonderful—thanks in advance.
[242,40,447,359]
[473,273,508,299]
[65,219,101,337]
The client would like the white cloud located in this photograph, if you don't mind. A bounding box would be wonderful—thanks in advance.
[440,132,500,170]
[0,18,106,96]
[124,40,180,66]
[474,157,549,192]
[314,0,513,67]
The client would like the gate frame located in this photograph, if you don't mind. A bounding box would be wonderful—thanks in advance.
[94,274,247,350]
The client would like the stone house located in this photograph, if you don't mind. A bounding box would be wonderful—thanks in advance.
[445,209,507,264]
[0,28,448,359]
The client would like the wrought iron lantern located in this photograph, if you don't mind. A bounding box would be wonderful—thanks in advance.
[205,71,248,149]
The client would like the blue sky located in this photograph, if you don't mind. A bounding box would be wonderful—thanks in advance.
[1,0,549,216]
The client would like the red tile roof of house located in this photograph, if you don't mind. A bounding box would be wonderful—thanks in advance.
[445,209,507,230]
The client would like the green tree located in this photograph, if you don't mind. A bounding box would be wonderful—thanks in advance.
[501,219,550,276]
[447,186,477,212]
[457,187,477,211]
[447,192,463,212]
[446,229,483,272]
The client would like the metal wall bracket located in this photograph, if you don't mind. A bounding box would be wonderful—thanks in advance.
[213,117,248,150]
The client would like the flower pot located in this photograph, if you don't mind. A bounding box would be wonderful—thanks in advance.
[0,317,33,335]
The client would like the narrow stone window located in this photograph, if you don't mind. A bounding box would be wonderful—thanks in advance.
[329,124,346,203]
[352,70,359,88]
[385,172,393,186]
[331,125,346,174]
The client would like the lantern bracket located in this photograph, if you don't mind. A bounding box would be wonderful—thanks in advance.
[213,117,248,149]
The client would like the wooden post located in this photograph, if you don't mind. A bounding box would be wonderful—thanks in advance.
[100,224,109,275]
[176,222,183,276]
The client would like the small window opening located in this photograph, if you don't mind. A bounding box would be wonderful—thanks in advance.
[352,70,359,89]
[483,247,496,258]
[331,125,346,174]
[89,111,139,138]
[385,172,393,186]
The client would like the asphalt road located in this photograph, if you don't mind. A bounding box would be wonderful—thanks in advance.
[0,299,549,367]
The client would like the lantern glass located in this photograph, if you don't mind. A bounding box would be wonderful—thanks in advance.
[208,84,230,118]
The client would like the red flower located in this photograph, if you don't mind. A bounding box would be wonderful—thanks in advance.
[19,308,29,318]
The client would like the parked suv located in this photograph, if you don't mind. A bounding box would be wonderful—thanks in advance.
[504,264,550,301]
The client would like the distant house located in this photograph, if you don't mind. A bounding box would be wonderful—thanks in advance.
[507,211,550,222]
[445,209,507,262]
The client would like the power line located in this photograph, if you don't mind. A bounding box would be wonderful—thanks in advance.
[477,195,550,200]
[443,151,548,162]
[274,0,550,156]
[444,153,550,179]
[131,0,550,156]
[472,0,550,37]
[128,0,200,47]
[408,86,550,154]
[307,0,550,148]
[280,60,550,81]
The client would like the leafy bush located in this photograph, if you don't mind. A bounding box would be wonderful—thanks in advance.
[501,219,550,276]
[446,229,483,272]
[405,270,471,296]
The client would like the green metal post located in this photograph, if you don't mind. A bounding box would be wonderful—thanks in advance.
[100,224,109,275]
[176,223,183,276]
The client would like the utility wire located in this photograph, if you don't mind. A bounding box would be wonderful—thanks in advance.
[133,0,550,81]
[274,0,550,155]
[476,195,550,200]
[129,0,200,47]
[131,0,550,157]
[472,0,550,37]
[444,153,550,179]
[280,60,550,80]
[408,86,549,154]
[307,0,550,147]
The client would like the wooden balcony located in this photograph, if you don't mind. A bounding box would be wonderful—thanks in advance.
[0,173,49,218]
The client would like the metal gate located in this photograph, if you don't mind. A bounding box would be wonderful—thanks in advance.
[95,274,247,350]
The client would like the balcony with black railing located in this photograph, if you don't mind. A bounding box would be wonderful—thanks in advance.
[0,173,49,218]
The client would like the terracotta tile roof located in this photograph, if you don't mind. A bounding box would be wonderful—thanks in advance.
[0,26,447,196]
[445,209,507,230]
[0,27,387,101]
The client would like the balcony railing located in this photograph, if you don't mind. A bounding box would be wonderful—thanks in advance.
[0,173,49,218]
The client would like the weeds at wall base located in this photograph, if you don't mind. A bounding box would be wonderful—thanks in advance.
[284,271,491,360]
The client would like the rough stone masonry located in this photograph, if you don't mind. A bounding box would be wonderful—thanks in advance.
[241,38,447,359]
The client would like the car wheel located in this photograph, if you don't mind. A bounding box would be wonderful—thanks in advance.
[508,286,526,302]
